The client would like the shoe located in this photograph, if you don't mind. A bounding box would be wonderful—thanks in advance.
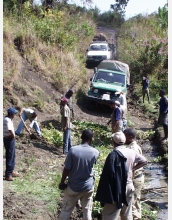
[5,176,14,181]
[12,172,19,177]
[60,154,66,158]
[15,132,20,136]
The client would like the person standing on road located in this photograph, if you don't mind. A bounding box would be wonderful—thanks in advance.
[15,107,41,137]
[65,89,74,119]
[115,91,127,111]
[3,107,19,181]
[58,129,99,220]
[111,100,127,132]
[158,89,168,142]
[95,132,147,220]
[142,75,150,103]
[124,128,145,220]
[107,100,123,133]
[60,96,72,157]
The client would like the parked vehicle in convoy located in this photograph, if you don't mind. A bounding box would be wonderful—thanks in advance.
[87,60,130,105]
[86,41,113,63]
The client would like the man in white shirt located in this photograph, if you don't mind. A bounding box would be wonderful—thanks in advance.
[15,107,41,136]
[3,107,19,181]
[115,91,127,111]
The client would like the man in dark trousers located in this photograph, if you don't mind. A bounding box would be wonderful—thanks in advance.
[142,75,150,103]
[3,107,19,181]
[95,131,147,220]
[158,89,168,142]
[58,129,99,220]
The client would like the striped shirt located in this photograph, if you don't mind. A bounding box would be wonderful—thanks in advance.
[3,117,15,137]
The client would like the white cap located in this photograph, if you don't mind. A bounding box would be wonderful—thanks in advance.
[112,132,126,144]
[114,101,120,106]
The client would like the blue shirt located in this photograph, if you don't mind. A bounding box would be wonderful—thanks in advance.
[113,107,121,121]
[142,79,150,89]
[159,96,168,114]
[64,144,99,192]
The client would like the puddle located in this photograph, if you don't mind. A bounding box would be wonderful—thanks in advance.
[141,143,168,219]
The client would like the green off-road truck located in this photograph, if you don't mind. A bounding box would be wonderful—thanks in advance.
[87,60,130,105]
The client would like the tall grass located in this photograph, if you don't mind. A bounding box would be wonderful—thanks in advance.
[3,5,96,93]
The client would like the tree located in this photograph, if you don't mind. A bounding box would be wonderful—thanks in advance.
[110,0,129,13]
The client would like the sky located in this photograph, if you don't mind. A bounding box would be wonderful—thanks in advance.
[69,0,168,19]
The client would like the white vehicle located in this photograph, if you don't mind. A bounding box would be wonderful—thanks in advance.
[86,41,113,63]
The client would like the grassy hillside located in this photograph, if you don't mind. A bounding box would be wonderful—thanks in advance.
[3,3,96,113]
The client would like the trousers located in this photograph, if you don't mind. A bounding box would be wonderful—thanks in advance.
[59,186,94,220]
[4,138,16,177]
[132,174,144,219]
[102,183,134,220]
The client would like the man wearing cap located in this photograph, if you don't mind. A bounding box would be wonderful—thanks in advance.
[60,97,72,156]
[3,107,19,181]
[95,132,147,220]
[58,129,99,220]
[15,107,41,136]
[115,91,127,111]
[107,100,123,133]
[65,89,74,119]
[124,128,144,220]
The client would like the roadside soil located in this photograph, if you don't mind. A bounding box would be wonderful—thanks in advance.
[3,26,167,220]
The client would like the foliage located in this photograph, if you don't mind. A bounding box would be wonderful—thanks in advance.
[141,202,158,220]
[136,129,155,140]
[72,120,112,147]
[87,8,125,28]
[3,3,95,92]
[42,123,63,147]
[117,5,168,100]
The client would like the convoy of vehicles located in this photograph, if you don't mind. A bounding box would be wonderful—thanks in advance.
[87,60,130,105]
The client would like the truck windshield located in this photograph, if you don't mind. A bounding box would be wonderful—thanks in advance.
[90,45,108,51]
[94,70,125,85]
